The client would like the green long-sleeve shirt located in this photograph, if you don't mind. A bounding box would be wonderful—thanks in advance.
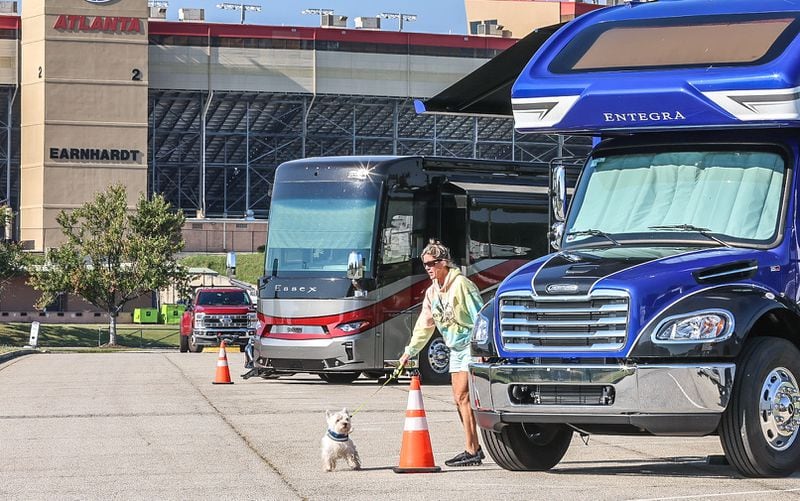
[404,267,483,358]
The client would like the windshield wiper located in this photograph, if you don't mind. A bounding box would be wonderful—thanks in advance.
[566,229,620,246]
[648,224,731,247]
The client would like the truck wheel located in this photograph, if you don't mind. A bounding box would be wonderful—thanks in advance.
[419,334,450,385]
[481,423,572,471]
[179,335,189,353]
[720,337,800,477]
[188,336,204,353]
[318,372,361,384]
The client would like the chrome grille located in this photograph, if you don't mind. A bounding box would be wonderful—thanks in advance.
[203,314,250,329]
[499,290,629,352]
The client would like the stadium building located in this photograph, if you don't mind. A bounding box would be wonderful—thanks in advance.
[0,0,593,253]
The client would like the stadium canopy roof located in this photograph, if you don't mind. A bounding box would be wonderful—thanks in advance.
[415,23,563,117]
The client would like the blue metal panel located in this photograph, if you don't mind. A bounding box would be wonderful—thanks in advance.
[494,247,788,359]
[511,0,800,133]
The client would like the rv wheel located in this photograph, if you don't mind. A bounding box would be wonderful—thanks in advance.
[720,337,800,477]
[419,334,450,385]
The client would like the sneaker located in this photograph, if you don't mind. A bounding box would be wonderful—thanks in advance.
[445,450,468,466]
[445,450,482,467]
[477,446,485,460]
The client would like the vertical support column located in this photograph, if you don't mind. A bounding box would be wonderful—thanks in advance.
[557,134,564,158]
[150,96,156,197]
[245,101,250,213]
[512,128,516,161]
[301,96,307,158]
[223,161,228,217]
[178,165,183,209]
[392,99,398,156]
[200,94,206,216]
[201,90,214,217]
[433,115,438,156]
[473,116,478,159]
[352,103,356,155]
[5,87,14,207]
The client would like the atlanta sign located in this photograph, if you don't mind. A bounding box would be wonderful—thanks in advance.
[53,15,143,33]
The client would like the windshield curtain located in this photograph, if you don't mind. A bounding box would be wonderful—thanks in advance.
[566,150,785,246]
[266,179,380,274]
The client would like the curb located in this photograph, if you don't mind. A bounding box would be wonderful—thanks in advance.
[0,349,39,364]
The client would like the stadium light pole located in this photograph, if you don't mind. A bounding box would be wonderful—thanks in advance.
[216,2,262,24]
[378,12,417,32]
[301,8,334,26]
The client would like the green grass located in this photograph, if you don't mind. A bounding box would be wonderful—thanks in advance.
[180,252,264,285]
[0,323,180,349]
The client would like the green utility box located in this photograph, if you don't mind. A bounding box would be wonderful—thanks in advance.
[160,304,186,324]
[133,308,158,324]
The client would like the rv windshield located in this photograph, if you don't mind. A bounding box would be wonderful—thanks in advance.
[564,149,786,248]
[265,180,380,275]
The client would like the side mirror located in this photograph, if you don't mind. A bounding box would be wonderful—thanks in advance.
[551,165,566,223]
[347,251,364,280]
[549,222,564,251]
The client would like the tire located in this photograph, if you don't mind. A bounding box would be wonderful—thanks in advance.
[418,334,450,385]
[318,372,361,384]
[481,423,572,471]
[179,335,189,353]
[720,337,800,477]
[188,335,204,353]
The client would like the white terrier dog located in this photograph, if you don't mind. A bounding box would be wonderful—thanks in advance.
[321,408,361,472]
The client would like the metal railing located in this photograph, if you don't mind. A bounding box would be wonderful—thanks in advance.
[96,327,180,348]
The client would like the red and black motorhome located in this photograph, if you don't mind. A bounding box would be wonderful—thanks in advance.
[250,155,564,384]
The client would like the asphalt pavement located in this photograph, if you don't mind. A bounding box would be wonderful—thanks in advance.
[3,350,800,500]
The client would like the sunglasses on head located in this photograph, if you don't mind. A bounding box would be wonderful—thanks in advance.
[422,258,443,268]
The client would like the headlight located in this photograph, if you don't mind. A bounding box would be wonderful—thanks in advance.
[472,313,490,344]
[194,312,205,328]
[653,309,733,343]
[247,312,258,329]
[336,320,369,333]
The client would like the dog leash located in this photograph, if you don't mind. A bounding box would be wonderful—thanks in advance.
[350,363,409,416]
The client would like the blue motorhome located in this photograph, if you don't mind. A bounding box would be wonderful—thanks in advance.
[467,0,800,477]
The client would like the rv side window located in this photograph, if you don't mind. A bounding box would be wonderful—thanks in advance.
[550,13,800,73]
[381,199,414,265]
[470,202,549,261]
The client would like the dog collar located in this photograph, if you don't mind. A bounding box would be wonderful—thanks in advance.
[327,429,350,442]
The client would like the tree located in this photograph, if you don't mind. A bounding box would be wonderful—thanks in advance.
[0,205,27,292]
[29,185,188,345]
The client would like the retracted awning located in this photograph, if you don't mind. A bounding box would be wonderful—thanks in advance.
[414,23,564,117]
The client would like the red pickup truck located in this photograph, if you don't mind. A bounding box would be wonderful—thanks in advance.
[179,287,258,352]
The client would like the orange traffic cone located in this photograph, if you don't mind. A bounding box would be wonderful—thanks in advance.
[212,340,234,385]
[393,374,441,473]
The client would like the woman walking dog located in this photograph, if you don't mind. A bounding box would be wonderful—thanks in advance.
[398,239,484,467]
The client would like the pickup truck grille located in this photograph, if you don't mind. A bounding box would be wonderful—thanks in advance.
[499,290,629,352]
[201,314,251,329]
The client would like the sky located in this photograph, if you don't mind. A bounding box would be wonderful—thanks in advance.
[159,0,469,34]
